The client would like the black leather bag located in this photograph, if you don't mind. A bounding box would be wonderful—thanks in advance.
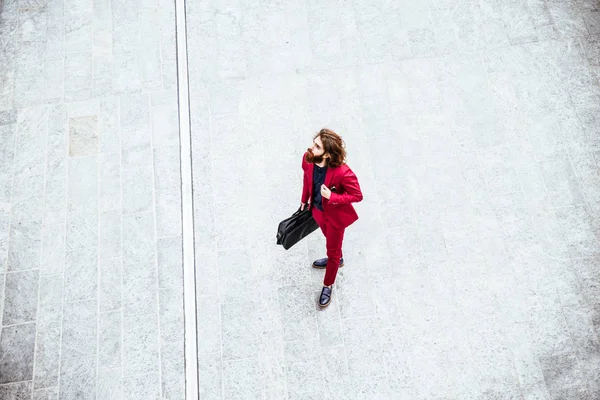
[276,207,319,250]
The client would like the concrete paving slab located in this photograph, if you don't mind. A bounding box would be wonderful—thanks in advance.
[0,0,184,397]
[1,0,600,398]
[187,0,600,399]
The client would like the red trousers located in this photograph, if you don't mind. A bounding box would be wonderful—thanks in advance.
[311,206,345,286]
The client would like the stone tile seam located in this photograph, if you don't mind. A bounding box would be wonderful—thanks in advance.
[148,66,165,399]
[118,92,126,400]
[95,105,102,400]
[29,98,52,392]
[174,0,200,398]
[56,61,70,399]
[0,320,37,329]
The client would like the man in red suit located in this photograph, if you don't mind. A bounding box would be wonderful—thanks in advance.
[301,129,363,308]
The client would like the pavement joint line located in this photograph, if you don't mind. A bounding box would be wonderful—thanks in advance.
[174,0,200,398]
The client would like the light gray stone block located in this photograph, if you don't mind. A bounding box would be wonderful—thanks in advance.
[99,210,121,259]
[121,143,151,170]
[159,287,183,344]
[195,296,221,355]
[222,358,262,400]
[540,156,585,207]
[11,173,44,221]
[218,249,258,303]
[69,116,98,157]
[198,352,222,400]
[43,177,66,225]
[98,98,120,154]
[64,10,93,52]
[38,274,63,307]
[67,156,98,210]
[0,274,4,326]
[285,360,324,398]
[122,212,155,265]
[114,53,142,93]
[152,146,180,191]
[151,102,179,147]
[99,153,120,212]
[99,311,121,371]
[120,93,149,129]
[122,262,156,316]
[112,22,141,55]
[278,285,318,342]
[46,105,68,172]
[64,247,97,302]
[65,207,98,251]
[156,236,182,290]
[0,323,36,384]
[122,373,160,400]
[161,341,184,400]
[221,301,260,361]
[2,270,39,325]
[155,190,181,238]
[0,125,16,175]
[59,355,96,400]
[121,166,153,214]
[123,313,159,376]
[64,52,92,100]
[37,302,62,331]
[141,44,162,91]
[40,224,65,276]
[97,369,122,400]
[99,257,121,312]
[0,381,33,400]
[45,18,65,60]
[33,327,61,390]
[8,220,42,271]
[213,201,249,252]
[13,71,45,108]
[34,386,59,400]
[14,107,47,178]
[61,300,97,359]
[44,59,64,103]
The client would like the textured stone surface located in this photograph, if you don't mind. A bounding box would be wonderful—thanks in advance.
[188,0,600,398]
[2,270,39,325]
[0,381,32,400]
[0,323,36,384]
[0,0,183,396]
[1,0,600,398]
[68,116,98,157]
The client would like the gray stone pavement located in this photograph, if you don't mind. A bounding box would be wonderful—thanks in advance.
[0,0,185,399]
[187,0,600,399]
[1,0,600,399]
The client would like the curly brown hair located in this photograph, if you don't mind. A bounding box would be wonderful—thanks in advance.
[315,128,346,168]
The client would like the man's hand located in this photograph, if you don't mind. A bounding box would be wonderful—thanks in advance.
[321,184,332,200]
[300,202,307,211]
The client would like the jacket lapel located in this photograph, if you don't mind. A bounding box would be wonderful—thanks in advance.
[324,166,334,189]
[307,162,315,200]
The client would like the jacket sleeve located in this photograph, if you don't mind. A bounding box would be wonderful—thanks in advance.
[329,167,363,205]
[301,153,310,204]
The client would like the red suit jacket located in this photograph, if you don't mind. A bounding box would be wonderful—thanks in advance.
[301,152,363,229]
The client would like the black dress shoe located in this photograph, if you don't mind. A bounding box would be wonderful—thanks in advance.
[312,257,344,269]
[319,286,332,308]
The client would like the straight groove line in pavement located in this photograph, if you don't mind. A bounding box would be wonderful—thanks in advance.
[174,0,200,398]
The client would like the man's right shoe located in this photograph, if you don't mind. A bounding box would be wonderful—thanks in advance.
[312,257,344,269]
[319,286,333,308]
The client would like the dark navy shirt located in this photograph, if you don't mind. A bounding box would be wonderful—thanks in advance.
[312,165,327,211]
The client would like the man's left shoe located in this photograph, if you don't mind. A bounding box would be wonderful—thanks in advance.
[319,286,332,308]
[312,257,344,269]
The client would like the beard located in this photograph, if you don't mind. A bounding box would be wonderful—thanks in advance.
[305,148,325,164]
